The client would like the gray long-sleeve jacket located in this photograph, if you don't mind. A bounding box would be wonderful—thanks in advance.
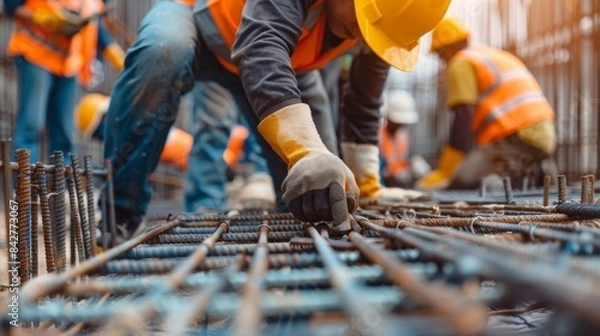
[229,0,389,145]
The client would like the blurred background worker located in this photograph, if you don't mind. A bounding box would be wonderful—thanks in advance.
[379,90,430,188]
[417,18,557,190]
[74,89,276,213]
[75,92,193,171]
[3,0,122,162]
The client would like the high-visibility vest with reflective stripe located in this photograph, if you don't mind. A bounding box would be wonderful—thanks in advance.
[7,0,101,86]
[454,45,555,145]
[380,125,410,176]
[193,0,358,74]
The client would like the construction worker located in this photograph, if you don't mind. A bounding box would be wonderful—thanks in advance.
[379,90,430,188]
[4,0,123,162]
[75,92,193,171]
[103,0,451,237]
[417,18,556,190]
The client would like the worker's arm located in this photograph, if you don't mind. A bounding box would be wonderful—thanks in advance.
[234,0,359,231]
[448,104,475,153]
[232,0,309,120]
[416,59,477,190]
[98,23,125,71]
[339,52,425,203]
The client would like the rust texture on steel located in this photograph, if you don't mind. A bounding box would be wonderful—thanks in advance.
[2,149,600,335]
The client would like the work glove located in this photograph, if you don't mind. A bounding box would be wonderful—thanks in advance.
[258,103,359,232]
[340,142,425,207]
[103,43,126,72]
[32,8,85,36]
[415,145,465,190]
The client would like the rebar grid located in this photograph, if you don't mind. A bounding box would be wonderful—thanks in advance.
[3,151,600,335]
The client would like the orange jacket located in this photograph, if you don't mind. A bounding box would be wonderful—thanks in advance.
[380,125,410,176]
[454,45,555,145]
[7,0,102,86]
[194,0,357,74]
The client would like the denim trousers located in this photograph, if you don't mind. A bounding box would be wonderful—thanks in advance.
[12,56,77,162]
[103,0,336,216]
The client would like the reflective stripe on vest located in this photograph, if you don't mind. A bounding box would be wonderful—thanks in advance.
[193,0,357,73]
[455,46,554,145]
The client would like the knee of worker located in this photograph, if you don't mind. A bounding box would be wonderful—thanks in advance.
[129,35,196,76]
[134,1,197,66]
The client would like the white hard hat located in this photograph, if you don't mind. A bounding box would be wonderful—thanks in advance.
[382,90,419,125]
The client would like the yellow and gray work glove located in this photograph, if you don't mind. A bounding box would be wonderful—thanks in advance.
[341,142,425,206]
[416,145,465,190]
[258,103,359,231]
[32,8,85,36]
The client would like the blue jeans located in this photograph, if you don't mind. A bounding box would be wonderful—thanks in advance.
[184,81,269,211]
[104,0,335,216]
[12,56,77,162]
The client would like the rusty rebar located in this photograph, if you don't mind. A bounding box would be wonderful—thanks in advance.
[84,156,97,256]
[543,175,551,206]
[348,232,487,336]
[30,168,39,278]
[116,242,298,259]
[587,174,595,204]
[50,152,67,272]
[558,175,567,204]
[104,159,117,247]
[146,231,300,244]
[66,169,86,264]
[70,154,92,259]
[99,249,423,275]
[371,214,571,228]
[35,163,55,273]
[582,175,590,204]
[15,149,32,285]
[307,224,392,336]
[231,223,270,336]
[503,176,514,204]
[168,258,243,336]
[19,217,181,305]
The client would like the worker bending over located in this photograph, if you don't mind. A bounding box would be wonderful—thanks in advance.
[103,0,451,237]
[379,90,430,188]
[417,18,556,190]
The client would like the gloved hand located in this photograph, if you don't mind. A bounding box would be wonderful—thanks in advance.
[416,145,465,190]
[258,103,359,231]
[32,8,85,36]
[103,43,126,72]
[341,142,426,206]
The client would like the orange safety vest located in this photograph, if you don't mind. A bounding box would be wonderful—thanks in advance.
[7,0,102,86]
[194,0,358,74]
[380,125,409,176]
[453,45,555,145]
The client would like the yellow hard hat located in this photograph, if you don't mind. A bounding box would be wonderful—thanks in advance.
[430,17,470,53]
[74,93,110,137]
[355,0,452,71]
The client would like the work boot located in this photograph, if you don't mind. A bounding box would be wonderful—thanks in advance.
[236,172,276,209]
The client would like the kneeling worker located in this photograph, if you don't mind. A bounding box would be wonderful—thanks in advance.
[417,18,556,190]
